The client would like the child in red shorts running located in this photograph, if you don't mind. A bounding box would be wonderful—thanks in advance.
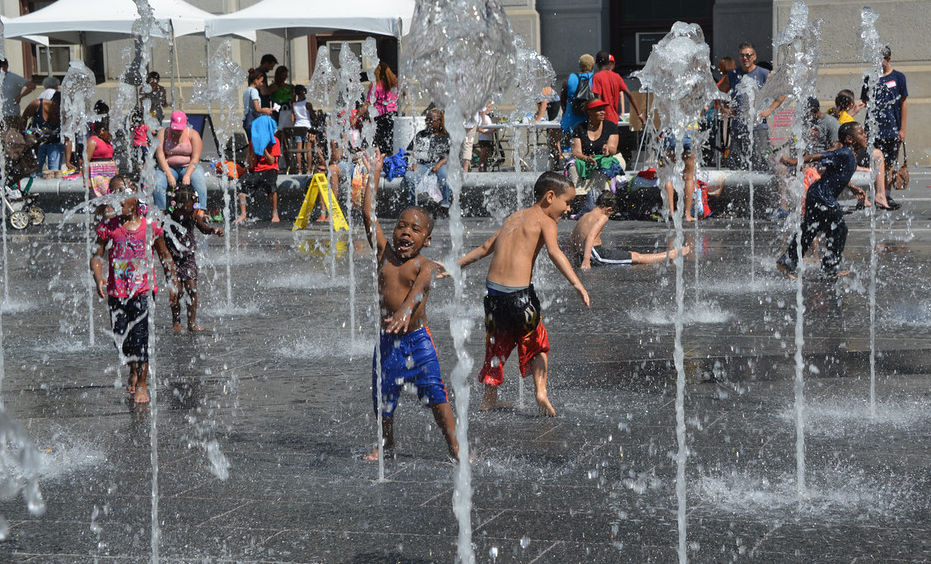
[361,150,458,461]
[452,171,590,416]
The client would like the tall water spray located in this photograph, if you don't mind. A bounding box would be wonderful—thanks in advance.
[129,2,168,561]
[634,22,723,563]
[60,62,97,346]
[406,1,515,561]
[337,43,364,350]
[767,1,822,497]
[503,35,555,208]
[859,7,884,420]
[193,40,244,306]
[308,45,339,278]
[0,22,47,539]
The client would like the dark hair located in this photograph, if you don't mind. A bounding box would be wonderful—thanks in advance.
[147,71,160,82]
[838,122,861,146]
[738,42,756,52]
[881,45,891,60]
[294,84,307,96]
[94,100,109,115]
[834,89,854,111]
[94,118,110,135]
[806,96,820,112]
[595,50,611,66]
[399,205,434,235]
[595,191,617,210]
[247,68,266,85]
[173,185,196,206]
[260,54,278,66]
[533,171,574,201]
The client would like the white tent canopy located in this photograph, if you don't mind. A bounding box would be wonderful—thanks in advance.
[1,16,48,47]
[2,0,255,45]
[204,0,414,39]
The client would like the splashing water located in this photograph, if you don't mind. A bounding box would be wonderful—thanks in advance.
[0,410,47,540]
[773,1,823,499]
[193,40,245,307]
[60,61,98,346]
[634,21,723,564]
[338,43,365,350]
[859,7,884,420]
[407,2,516,562]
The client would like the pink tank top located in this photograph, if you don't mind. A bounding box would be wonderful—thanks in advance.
[89,136,114,160]
[163,129,193,167]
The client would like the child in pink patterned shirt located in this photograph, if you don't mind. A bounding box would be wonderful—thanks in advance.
[91,181,177,404]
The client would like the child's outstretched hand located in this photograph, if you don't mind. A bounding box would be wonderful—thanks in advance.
[576,284,590,307]
[433,261,450,279]
[213,227,225,237]
[383,309,412,334]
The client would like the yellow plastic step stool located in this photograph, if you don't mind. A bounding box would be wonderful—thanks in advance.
[292,173,349,231]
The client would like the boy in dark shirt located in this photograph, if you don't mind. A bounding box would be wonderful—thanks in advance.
[776,122,868,279]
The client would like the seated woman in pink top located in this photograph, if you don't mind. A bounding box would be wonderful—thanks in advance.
[154,110,207,212]
[86,119,117,197]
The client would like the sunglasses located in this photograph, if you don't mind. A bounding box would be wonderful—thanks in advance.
[739,53,754,59]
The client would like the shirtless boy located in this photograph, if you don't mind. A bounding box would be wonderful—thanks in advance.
[361,150,458,461]
[454,171,590,416]
[570,191,690,269]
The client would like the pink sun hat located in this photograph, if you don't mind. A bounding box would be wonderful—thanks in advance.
[169,110,187,130]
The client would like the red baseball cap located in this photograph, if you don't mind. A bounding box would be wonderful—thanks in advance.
[586,99,610,111]
[169,110,187,130]
[609,54,615,62]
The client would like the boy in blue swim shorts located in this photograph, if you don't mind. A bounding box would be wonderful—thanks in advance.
[361,150,458,461]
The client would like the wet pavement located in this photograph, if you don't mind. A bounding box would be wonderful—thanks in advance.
[0,171,929,562]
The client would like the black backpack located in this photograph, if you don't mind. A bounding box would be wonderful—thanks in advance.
[570,74,595,114]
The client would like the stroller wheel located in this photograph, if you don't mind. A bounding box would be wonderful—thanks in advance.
[27,206,45,225]
[10,210,29,230]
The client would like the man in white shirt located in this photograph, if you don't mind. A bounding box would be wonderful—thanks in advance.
[1,59,36,129]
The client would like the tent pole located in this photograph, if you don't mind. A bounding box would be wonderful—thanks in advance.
[168,20,177,109]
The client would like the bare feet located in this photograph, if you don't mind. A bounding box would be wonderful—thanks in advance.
[134,386,150,404]
[316,216,329,223]
[536,394,556,417]
[127,376,137,396]
[172,322,184,334]
[363,445,394,461]
[479,397,514,411]
[685,215,696,222]
[233,215,247,224]
[271,214,280,223]
[188,324,206,333]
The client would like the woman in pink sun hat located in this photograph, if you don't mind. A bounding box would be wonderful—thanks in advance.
[154,110,207,214]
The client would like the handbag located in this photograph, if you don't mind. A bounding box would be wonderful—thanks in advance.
[891,142,909,190]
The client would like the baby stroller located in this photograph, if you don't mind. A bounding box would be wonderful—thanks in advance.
[2,129,45,230]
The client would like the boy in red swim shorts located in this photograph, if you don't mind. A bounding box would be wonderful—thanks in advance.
[453,172,590,416]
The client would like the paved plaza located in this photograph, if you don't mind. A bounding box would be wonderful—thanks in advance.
[0,173,929,562]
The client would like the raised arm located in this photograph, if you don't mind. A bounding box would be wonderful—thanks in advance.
[383,260,435,334]
[779,151,821,169]
[542,219,590,306]
[194,212,224,236]
[362,149,387,253]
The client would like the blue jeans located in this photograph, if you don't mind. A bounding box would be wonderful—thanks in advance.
[35,142,64,175]
[402,163,450,207]
[153,165,208,210]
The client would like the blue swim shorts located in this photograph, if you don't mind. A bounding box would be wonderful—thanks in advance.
[372,327,448,417]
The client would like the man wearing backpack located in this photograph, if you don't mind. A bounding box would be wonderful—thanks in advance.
[560,54,596,136]
[592,51,644,126]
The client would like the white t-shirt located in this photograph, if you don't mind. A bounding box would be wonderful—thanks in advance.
[242,86,260,118]
[38,88,57,100]
[292,100,312,128]
[2,72,28,117]
[477,112,494,142]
